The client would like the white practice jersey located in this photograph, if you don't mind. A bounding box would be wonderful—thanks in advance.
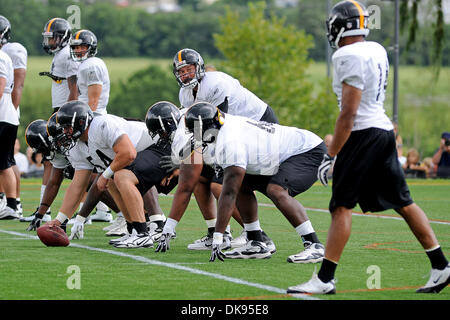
[0,50,17,125]
[50,45,79,109]
[2,42,27,70]
[77,57,110,114]
[212,114,323,176]
[179,71,267,121]
[171,108,195,163]
[51,142,97,172]
[88,114,157,171]
[332,41,393,132]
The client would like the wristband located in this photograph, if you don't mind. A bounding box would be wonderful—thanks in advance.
[213,232,223,245]
[55,211,69,223]
[102,166,114,179]
[75,215,86,224]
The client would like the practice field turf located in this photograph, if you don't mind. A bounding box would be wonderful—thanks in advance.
[0,179,449,303]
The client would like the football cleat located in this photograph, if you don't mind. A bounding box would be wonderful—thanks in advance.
[230,230,247,248]
[103,215,125,231]
[148,221,164,242]
[113,232,153,248]
[90,209,113,222]
[261,231,277,254]
[109,232,131,245]
[287,242,324,264]
[0,193,6,212]
[224,240,272,259]
[0,206,20,220]
[416,263,450,293]
[287,272,336,295]
[20,211,51,222]
[187,231,231,250]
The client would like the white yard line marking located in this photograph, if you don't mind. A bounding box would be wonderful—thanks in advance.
[0,229,318,301]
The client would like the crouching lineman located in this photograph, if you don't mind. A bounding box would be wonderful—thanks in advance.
[107,101,180,248]
[185,102,326,263]
[24,115,120,233]
[47,100,165,248]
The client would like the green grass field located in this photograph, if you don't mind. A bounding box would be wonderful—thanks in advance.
[0,178,449,302]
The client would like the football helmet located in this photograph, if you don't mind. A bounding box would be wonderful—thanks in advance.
[47,112,68,154]
[326,0,369,49]
[56,100,93,153]
[42,18,72,54]
[173,48,205,89]
[69,29,98,62]
[185,101,223,145]
[0,16,11,45]
[25,119,53,158]
[145,101,181,141]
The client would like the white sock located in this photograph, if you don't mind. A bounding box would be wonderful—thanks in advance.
[244,220,262,232]
[40,185,51,214]
[205,218,216,229]
[163,218,178,234]
[116,211,123,217]
[225,224,231,234]
[78,202,84,213]
[295,220,315,236]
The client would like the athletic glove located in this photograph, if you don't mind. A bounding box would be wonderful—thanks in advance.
[26,212,43,231]
[317,153,335,186]
[69,217,85,240]
[209,243,225,262]
[155,233,172,253]
[159,155,179,174]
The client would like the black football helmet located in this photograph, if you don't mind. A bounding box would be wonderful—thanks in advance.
[56,100,93,153]
[145,101,181,141]
[326,0,369,49]
[185,101,223,145]
[47,112,67,154]
[0,15,11,45]
[42,18,72,54]
[173,48,205,89]
[69,29,98,62]
[25,119,53,158]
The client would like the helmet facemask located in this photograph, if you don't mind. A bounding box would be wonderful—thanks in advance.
[42,29,70,54]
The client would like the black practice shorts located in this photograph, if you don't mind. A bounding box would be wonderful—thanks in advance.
[242,143,326,197]
[329,128,413,213]
[0,122,18,170]
[259,105,279,124]
[126,145,178,195]
[200,164,223,184]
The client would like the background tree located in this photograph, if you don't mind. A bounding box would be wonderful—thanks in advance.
[214,1,337,136]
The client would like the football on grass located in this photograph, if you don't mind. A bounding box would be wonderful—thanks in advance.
[37,224,70,247]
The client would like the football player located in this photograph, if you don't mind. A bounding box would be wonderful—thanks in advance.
[0,16,19,219]
[69,29,109,115]
[184,102,325,262]
[108,101,180,247]
[166,48,279,248]
[24,115,120,234]
[22,18,79,223]
[0,15,27,219]
[287,0,449,295]
[48,100,164,248]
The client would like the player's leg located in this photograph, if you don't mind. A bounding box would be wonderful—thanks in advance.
[0,123,18,219]
[396,203,450,293]
[12,165,22,217]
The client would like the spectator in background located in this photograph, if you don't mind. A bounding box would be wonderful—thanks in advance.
[422,157,435,179]
[402,148,427,179]
[26,151,45,178]
[13,138,28,175]
[432,132,450,178]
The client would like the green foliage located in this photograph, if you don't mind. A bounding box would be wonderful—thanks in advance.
[214,1,337,136]
[107,64,180,119]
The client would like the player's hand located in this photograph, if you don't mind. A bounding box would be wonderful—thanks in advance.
[318,153,335,186]
[155,233,172,253]
[26,213,43,231]
[97,174,109,192]
[209,244,225,262]
[69,220,84,240]
[159,155,179,174]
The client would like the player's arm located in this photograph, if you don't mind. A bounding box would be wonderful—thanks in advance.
[67,75,78,101]
[215,166,245,234]
[52,169,92,225]
[37,167,64,215]
[11,68,26,109]
[167,151,203,222]
[0,76,5,100]
[97,134,136,191]
[327,82,361,157]
[87,83,102,112]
